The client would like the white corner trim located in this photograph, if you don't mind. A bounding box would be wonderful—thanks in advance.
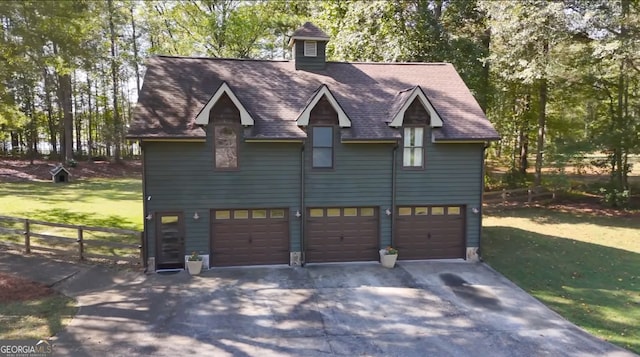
[388,87,443,128]
[296,85,351,127]
[194,82,254,126]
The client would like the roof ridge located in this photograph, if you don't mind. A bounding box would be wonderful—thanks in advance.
[329,61,450,66]
[152,56,450,66]
[154,55,290,63]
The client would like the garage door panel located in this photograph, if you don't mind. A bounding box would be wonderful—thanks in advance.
[306,207,379,263]
[211,209,289,267]
[396,205,465,260]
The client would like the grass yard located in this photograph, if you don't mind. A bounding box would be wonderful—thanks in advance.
[0,179,142,230]
[0,164,136,340]
[0,272,77,340]
[0,294,77,340]
[0,179,143,260]
[482,207,640,354]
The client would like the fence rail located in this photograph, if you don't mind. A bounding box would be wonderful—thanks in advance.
[483,186,556,206]
[0,215,144,267]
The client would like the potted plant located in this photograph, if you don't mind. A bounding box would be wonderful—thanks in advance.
[379,246,398,268]
[186,251,203,275]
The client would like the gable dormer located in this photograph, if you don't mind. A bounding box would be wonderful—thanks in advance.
[288,22,330,71]
[195,82,254,126]
[388,86,443,128]
[296,85,351,127]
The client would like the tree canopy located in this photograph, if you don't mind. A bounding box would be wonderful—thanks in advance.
[0,0,638,204]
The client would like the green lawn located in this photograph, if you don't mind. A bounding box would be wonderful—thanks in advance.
[0,178,138,340]
[0,179,143,260]
[0,294,77,339]
[483,207,640,354]
[0,179,143,229]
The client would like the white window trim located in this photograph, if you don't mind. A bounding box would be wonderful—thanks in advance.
[194,82,254,126]
[304,40,317,57]
[403,127,424,168]
[296,85,351,128]
[388,86,443,128]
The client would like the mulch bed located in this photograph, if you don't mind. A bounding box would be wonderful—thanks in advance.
[0,273,54,303]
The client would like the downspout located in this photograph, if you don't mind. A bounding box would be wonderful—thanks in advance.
[300,144,306,266]
[391,144,398,247]
[478,142,489,261]
[141,141,148,272]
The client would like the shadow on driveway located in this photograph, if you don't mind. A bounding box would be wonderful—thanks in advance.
[1,253,635,357]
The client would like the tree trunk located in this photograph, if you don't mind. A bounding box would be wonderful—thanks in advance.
[108,0,122,162]
[130,2,141,94]
[518,126,528,176]
[87,77,94,161]
[10,131,18,150]
[479,27,491,113]
[73,71,82,155]
[53,42,73,163]
[43,69,58,156]
[610,0,629,193]
[534,77,547,187]
[59,73,74,162]
[25,85,37,164]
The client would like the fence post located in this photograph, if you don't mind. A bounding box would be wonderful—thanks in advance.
[527,189,532,204]
[24,219,30,254]
[77,228,84,260]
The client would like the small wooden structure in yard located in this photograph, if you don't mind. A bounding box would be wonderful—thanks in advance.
[50,165,70,183]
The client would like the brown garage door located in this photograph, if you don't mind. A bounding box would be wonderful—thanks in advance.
[395,206,465,260]
[306,207,379,263]
[211,208,289,267]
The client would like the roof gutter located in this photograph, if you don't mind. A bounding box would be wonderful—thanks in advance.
[244,138,305,143]
[433,138,500,144]
[130,137,207,142]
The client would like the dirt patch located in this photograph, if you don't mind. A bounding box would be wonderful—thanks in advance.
[0,159,141,182]
[543,203,640,219]
[0,273,54,303]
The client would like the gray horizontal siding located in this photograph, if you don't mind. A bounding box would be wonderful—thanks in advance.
[142,126,485,263]
[294,40,327,71]
[396,128,484,248]
[305,137,394,248]
[144,138,302,258]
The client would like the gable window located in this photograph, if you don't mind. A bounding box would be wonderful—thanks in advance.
[403,127,424,168]
[312,126,333,168]
[214,125,238,169]
[304,41,317,57]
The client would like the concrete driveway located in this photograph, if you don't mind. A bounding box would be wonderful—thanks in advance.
[26,259,631,357]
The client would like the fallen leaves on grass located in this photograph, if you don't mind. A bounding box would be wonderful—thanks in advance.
[0,273,54,302]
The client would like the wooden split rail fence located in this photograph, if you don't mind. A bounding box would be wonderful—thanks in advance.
[483,186,556,206]
[0,215,144,267]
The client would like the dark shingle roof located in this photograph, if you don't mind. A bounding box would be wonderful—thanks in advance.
[127,56,500,141]
[291,22,330,41]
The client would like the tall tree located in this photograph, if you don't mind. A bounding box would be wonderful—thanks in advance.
[107,0,121,162]
[481,0,566,183]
